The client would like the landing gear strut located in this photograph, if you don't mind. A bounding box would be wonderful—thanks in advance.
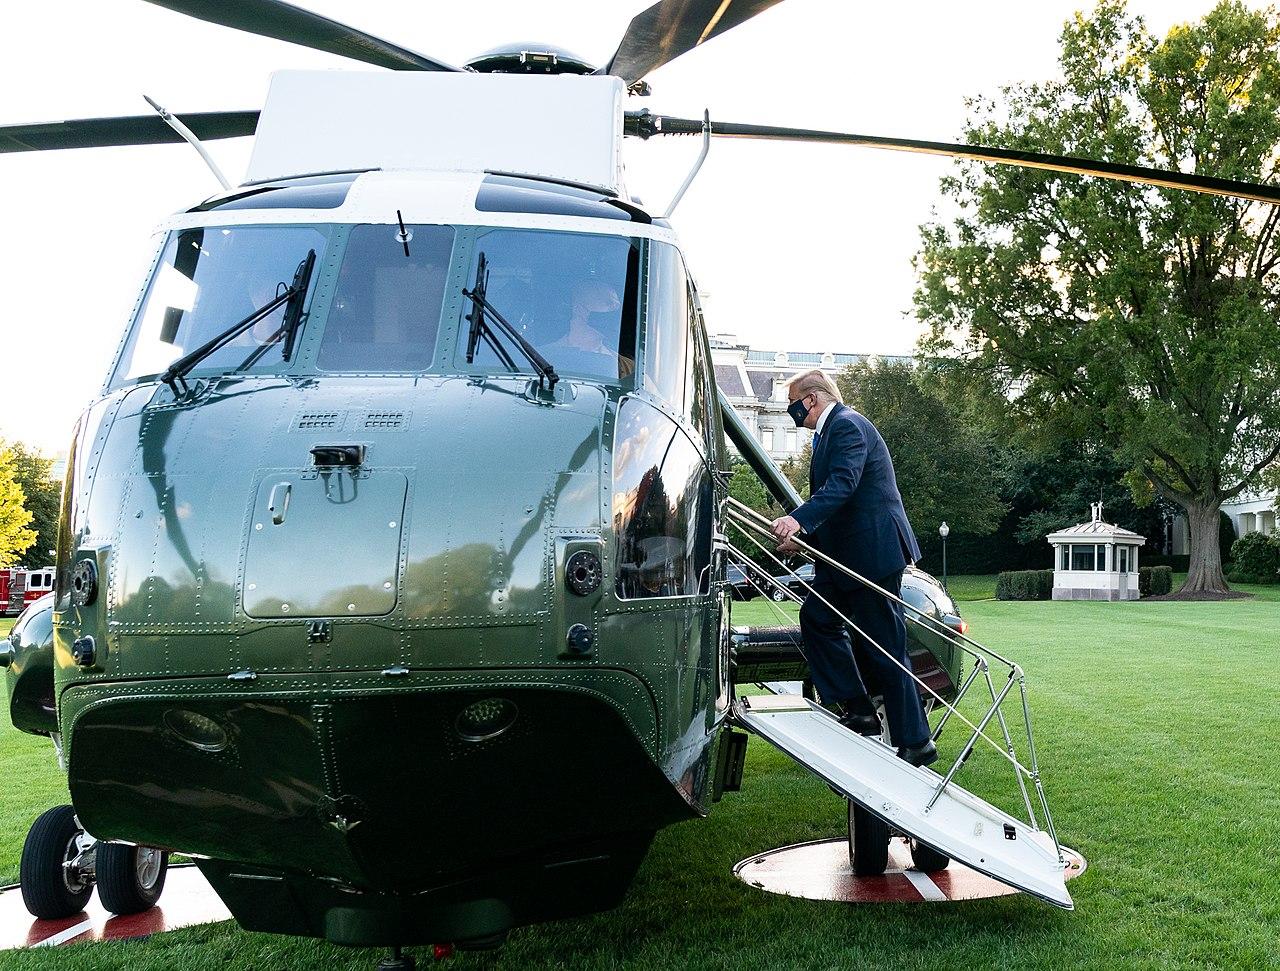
[377,945,415,970]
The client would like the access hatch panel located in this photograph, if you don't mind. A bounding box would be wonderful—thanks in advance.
[242,471,407,619]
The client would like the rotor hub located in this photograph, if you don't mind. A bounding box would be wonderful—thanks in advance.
[465,43,596,75]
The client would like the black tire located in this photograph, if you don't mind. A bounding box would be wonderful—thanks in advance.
[847,801,889,876]
[20,805,93,919]
[771,587,788,602]
[909,838,950,873]
[97,843,168,915]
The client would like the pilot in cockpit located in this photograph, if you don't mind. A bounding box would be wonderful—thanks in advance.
[541,276,635,381]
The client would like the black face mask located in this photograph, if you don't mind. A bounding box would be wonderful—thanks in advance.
[787,396,810,428]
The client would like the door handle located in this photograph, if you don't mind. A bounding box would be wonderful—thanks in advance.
[268,482,292,525]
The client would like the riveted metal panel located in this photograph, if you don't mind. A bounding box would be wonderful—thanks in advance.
[242,471,407,618]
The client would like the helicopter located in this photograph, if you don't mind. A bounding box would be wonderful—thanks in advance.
[5,0,1280,965]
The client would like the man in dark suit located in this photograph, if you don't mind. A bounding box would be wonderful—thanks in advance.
[770,370,935,766]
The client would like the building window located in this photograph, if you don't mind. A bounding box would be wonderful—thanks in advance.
[1118,546,1130,574]
[1098,544,1108,571]
[762,427,774,451]
[786,428,797,453]
[1071,545,1095,571]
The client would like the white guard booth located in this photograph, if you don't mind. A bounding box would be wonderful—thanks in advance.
[1047,502,1147,601]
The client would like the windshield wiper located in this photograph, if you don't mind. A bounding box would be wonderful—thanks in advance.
[230,250,318,375]
[462,252,559,391]
[162,249,316,394]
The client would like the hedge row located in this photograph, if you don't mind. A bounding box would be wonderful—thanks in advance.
[995,569,1054,601]
[996,566,1173,600]
[1138,565,1173,597]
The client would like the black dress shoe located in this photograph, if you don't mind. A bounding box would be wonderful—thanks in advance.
[838,712,883,737]
[897,739,938,767]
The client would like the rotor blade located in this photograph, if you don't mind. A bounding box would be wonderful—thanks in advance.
[632,113,1280,207]
[141,0,462,72]
[602,0,785,85]
[0,111,259,153]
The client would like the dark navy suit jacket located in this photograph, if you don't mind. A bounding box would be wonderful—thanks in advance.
[791,404,921,583]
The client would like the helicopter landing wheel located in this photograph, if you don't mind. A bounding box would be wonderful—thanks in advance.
[20,804,95,920]
[846,800,889,876]
[909,837,950,873]
[97,843,169,914]
[377,945,416,970]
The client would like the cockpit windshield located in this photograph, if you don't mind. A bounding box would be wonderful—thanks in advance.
[108,222,642,389]
[112,225,328,385]
[465,229,639,386]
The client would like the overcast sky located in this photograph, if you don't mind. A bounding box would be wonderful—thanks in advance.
[0,0,1243,452]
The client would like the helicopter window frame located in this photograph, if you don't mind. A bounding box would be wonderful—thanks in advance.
[451,226,642,388]
[640,241,691,415]
[106,222,334,391]
[686,283,722,463]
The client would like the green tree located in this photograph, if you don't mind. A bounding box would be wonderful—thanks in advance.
[835,360,1007,550]
[726,460,782,570]
[916,0,1280,593]
[0,446,36,567]
[4,442,60,568]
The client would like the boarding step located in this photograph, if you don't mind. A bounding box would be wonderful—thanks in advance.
[732,694,1073,909]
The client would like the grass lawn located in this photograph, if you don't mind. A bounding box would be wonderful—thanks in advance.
[2,586,1279,969]
[940,573,998,601]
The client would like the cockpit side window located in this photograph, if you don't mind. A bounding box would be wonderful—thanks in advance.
[686,280,714,449]
[317,224,455,372]
[642,243,689,412]
[110,225,329,387]
[463,229,639,386]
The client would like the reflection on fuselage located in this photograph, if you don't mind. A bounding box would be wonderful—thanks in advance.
[612,397,713,600]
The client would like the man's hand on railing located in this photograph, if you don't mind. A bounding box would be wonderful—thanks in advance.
[770,515,802,543]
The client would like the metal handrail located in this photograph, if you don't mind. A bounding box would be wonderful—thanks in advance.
[722,499,1062,857]
[727,496,1022,670]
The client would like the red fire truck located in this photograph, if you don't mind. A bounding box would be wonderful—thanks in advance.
[1,568,54,616]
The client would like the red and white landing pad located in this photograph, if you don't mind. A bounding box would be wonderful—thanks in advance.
[0,865,231,950]
[735,838,1086,904]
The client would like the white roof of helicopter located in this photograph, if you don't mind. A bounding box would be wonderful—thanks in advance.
[163,168,678,246]
[245,70,627,194]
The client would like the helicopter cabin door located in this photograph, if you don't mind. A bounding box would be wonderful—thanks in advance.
[242,469,408,618]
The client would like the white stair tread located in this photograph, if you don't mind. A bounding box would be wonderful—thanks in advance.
[734,695,1073,909]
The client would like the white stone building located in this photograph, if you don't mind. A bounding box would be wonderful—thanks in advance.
[1221,489,1277,540]
[709,334,912,464]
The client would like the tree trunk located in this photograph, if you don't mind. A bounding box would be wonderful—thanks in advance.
[1179,498,1229,594]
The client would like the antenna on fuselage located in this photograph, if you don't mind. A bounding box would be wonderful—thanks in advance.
[662,109,711,218]
[142,94,232,190]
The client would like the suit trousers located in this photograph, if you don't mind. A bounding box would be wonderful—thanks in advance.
[798,569,930,747]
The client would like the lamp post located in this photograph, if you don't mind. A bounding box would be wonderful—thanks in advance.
[939,521,950,590]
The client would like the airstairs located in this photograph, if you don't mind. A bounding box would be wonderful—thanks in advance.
[722,498,1073,910]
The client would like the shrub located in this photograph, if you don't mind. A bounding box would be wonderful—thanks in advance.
[1138,567,1152,597]
[996,569,1054,601]
[1149,565,1173,596]
[1226,532,1280,585]
[1038,568,1054,599]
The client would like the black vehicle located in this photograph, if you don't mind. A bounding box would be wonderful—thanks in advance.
[769,562,816,601]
